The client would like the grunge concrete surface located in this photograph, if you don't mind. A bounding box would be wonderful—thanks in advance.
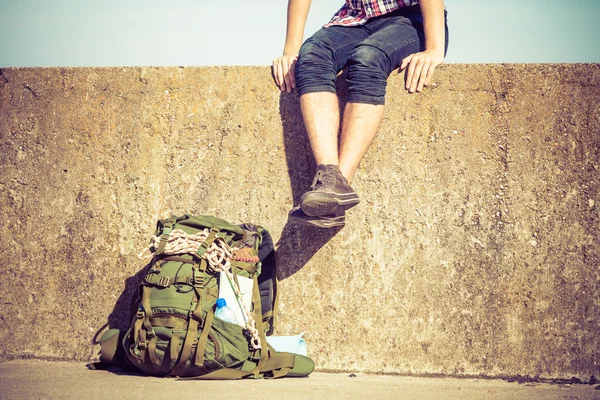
[0,65,599,380]
[1,360,600,400]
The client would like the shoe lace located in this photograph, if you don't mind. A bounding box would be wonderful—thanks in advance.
[310,169,335,190]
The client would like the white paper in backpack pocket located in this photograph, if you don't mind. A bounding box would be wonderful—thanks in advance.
[218,272,253,327]
[265,332,307,356]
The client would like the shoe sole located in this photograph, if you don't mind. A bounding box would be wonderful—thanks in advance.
[300,192,360,217]
[288,210,345,228]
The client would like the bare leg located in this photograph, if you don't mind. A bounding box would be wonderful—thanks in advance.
[294,94,382,221]
[299,92,340,166]
[338,102,385,183]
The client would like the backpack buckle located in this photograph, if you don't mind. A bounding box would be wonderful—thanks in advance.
[138,340,147,350]
[136,311,145,319]
[188,303,197,319]
[192,275,204,287]
[248,350,261,362]
[157,276,170,287]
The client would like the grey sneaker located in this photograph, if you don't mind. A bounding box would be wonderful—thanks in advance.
[288,206,345,228]
[300,164,360,217]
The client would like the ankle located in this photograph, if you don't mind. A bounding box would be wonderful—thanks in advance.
[314,157,339,168]
[338,166,354,183]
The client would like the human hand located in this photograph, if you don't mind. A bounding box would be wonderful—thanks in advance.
[272,53,298,93]
[399,50,444,93]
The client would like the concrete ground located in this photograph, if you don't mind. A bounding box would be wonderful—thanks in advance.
[0,360,599,400]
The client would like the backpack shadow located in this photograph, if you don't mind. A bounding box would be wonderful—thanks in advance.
[91,262,151,345]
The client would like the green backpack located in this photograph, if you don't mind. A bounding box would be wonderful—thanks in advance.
[93,214,314,379]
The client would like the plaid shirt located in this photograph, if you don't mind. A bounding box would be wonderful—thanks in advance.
[325,0,420,27]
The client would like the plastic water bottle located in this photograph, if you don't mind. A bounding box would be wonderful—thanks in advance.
[214,298,239,324]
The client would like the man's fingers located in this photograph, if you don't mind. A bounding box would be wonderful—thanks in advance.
[285,59,295,92]
[424,62,437,87]
[279,63,288,92]
[416,63,430,92]
[280,62,290,92]
[273,59,288,91]
[273,61,283,90]
[409,60,424,92]
[405,58,417,90]
[416,60,434,92]
[272,62,280,87]
[401,51,444,93]
[283,63,293,93]
[272,56,298,92]
[289,61,297,89]
[283,58,297,92]
[399,54,413,72]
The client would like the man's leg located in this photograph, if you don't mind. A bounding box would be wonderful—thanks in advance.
[297,100,384,218]
[300,11,425,218]
[295,25,369,167]
[338,10,436,182]
[298,41,393,217]
[289,89,353,228]
[299,90,385,184]
[338,102,385,183]
[293,27,367,221]
[299,92,340,166]
[297,91,361,218]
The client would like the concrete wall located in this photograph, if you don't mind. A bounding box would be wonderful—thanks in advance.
[0,65,598,380]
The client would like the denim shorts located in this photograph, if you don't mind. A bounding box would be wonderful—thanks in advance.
[295,6,449,105]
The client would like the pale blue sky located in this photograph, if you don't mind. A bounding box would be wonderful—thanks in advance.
[1,0,599,67]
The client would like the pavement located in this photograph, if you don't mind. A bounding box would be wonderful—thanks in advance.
[1,360,599,400]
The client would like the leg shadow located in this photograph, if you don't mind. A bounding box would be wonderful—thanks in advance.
[275,74,348,279]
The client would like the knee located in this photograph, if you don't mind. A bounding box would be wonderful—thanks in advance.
[345,44,389,105]
[297,39,335,70]
[346,44,390,79]
[296,38,338,95]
